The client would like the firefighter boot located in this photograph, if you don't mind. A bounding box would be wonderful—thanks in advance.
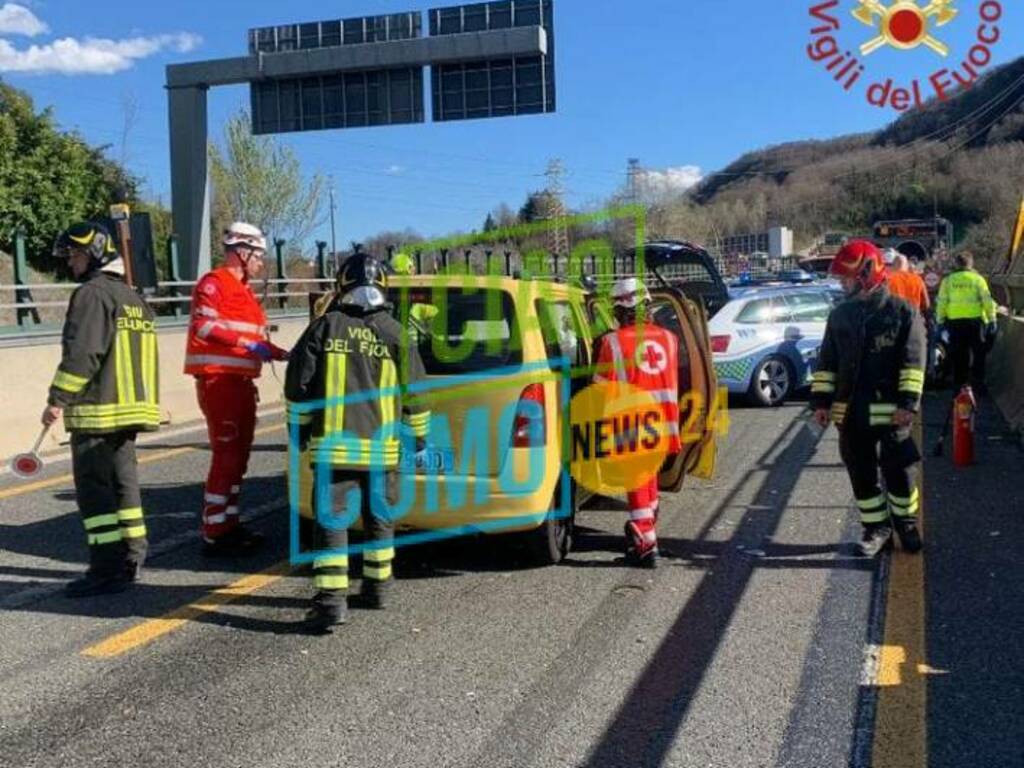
[304,593,348,634]
[856,523,893,558]
[65,570,133,598]
[892,517,923,553]
[357,578,393,610]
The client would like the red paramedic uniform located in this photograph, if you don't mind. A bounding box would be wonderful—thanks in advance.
[594,322,681,558]
[184,268,268,541]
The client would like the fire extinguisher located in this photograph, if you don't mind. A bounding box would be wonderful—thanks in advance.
[952,385,977,467]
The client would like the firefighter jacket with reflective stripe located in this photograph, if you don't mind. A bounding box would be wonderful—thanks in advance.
[936,268,996,324]
[184,268,267,378]
[810,286,926,428]
[284,303,430,469]
[593,322,681,453]
[48,271,160,434]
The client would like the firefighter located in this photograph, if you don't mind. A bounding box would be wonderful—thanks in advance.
[285,252,430,633]
[44,222,160,597]
[936,251,997,392]
[185,222,289,556]
[811,240,926,558]
[593,278,680,569]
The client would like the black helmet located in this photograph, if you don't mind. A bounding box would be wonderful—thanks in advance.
[53,222,117,267]
[336,252,387,293]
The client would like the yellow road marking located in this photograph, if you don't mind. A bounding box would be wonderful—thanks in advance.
[0,423,283,501]
[82,563,290,658]
[873,419,928,767]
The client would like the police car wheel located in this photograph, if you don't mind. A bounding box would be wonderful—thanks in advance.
[525,483,575,565]
[748,355,793,407]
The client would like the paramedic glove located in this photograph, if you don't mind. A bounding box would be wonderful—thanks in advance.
[269,342,290,362]
[244,341,275,362]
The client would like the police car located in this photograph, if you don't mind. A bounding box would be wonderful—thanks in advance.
[708,284,843,406]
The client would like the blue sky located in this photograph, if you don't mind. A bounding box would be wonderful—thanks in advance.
[2,0,1022,249]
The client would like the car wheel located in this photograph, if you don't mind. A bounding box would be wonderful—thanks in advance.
[524,482,575,565]
[747,355,793,407]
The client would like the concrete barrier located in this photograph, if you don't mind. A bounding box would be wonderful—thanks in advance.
[0,317,310,465]
[987,313,1024,434]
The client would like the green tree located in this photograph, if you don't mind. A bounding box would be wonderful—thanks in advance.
[0,79,139,272]
[209,109,326,258]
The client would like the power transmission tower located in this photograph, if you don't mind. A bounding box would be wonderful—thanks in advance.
[545,159,570,260]
[627,158,642,206]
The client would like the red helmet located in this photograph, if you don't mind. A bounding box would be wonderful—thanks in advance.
[830,240,886,292]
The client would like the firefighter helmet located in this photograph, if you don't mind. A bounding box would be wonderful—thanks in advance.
[337,252,387,292]
[52,221,117,267]
[223,221,267,252]
[830,240,886,292]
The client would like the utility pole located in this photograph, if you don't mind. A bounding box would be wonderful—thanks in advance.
[545,158,569,263]
[329,178,338,271]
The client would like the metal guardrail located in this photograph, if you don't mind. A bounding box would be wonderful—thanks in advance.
[0,278,335,346]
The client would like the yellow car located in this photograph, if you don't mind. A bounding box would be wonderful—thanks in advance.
[289,272,721,564]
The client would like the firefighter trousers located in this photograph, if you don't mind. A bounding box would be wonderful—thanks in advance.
[625,476,659,556]
[946,318,986,392]
[70,431,147,576]
[838,424,919,528]
[196,375,257,541]
[310,468,397,607]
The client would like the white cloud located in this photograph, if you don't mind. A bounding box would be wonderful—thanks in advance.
[0,32,202,75]
[384,165,406,176]
[637,166,704,197]
[0,3,47,37]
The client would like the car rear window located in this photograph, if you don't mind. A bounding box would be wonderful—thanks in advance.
[736,298,772,324]
[388,287,522,374]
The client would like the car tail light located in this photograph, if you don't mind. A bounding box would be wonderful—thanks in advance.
[511,383,546,447]
[711,334,731,353]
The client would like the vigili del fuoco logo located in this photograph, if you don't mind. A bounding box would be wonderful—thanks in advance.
[807,1,1004,111]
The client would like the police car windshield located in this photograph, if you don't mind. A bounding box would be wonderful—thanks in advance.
[387,287,523,375]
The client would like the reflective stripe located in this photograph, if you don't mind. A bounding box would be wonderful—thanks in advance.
[888,488,920,506]
[362,564,392,581]
[860,509,890,524]
[220,320,265,334]
[364,547,395,563]
[184,355,260,370]
[856,494,887,511]
[629,507,656,521]
[380,358,397,434]
[122,525,147,539]
[811,382,836,394]
[314,574,350,590]
[869,404,897,412]
[812,371,836,382]
[225,506,239,517]
[314,555,350,568]
[196,322,218,340]
[118,507,144,521]
[141,332,158,405]
[88,530,123,546]
[52,369,90,393]
[286,400,313,425]
[84,513,119,530]
[197,306,220,318]
[115,329,137,406]
[324,352,347,435]
[230,486,241,494]
[205,493,229,505]
[649,389,676,404]
[205,513,227,524]
[606,334,628,382]
[405,411,431,439]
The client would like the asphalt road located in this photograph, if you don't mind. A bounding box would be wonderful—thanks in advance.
[0,395,1017,767]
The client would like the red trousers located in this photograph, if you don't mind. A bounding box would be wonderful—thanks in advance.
[196,375,257,541]
[625,477,659,556]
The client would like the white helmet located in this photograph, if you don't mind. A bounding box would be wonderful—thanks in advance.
[223,221,267,252]
[882,248,898,266]
[610,277,651,308]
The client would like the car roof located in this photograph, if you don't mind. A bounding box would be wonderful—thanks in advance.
[390,274,583,300]
[727,283,839,301]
